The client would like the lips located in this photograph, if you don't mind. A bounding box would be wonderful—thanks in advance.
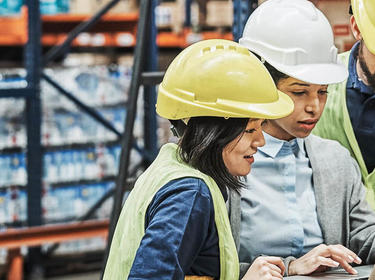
[298,119,318,130]
[299,119,318,125]
[244,155,254,164]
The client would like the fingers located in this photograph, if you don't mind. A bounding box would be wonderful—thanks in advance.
[325,245,362,275]
[244,256,284,280]
[289,244,362,276]
[327,245,362,265]
[314,256,340,268]
[259,256,286,275]
[339,260,358,275]
[258,263,283,280]
[269,267,283,279]
[268,263,282,275]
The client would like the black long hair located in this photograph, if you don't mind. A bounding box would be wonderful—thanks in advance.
[253,53,289,84]
[177,117,249,193]
[263,61,289,84]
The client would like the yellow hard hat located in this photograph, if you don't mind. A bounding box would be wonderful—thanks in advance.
[352,0,375,54]
[157,39,294,120]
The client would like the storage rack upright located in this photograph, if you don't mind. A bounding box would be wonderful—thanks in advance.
[0,0,158,276]
[0,0,44,273]
[0,0,258,276]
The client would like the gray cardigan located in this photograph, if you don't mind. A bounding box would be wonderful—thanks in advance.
[227,134,375,278]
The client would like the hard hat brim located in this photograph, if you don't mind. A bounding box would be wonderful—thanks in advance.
[353,0,375,55]
[269,60,349,85]
[241,89,294,119]
[156,84,294,120]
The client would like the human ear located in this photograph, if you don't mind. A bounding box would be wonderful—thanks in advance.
[350,15,362,41]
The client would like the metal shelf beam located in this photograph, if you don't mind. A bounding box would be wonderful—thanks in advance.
[0,88,32,98]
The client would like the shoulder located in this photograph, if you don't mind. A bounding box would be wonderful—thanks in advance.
[307,134,345,148]
[306,135,362,189]
[152,177,213,208]
[324,51,350,99]
[338,51,351,59]
[338,51,351,64]
[307,134,348,150]
[306,134,351,159]
[306,135,360,178]
[147,177,214,224]
[159,177,211,198]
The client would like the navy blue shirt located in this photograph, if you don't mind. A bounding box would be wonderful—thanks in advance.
[128,177,221,280]
[346,41,375,173]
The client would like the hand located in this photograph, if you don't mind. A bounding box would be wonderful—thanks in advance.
[242,256,285,280]
[288,244,362,276]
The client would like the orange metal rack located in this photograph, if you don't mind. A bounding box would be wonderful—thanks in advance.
[0,7,232,48]
[0,219,109,280]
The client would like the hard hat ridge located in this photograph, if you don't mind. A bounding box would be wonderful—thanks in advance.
[156,39,294,120]
[239,0,348,84]
[351,0,375,54]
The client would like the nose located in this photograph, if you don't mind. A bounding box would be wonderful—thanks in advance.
[305,94,320,114]
[251,130,265,149]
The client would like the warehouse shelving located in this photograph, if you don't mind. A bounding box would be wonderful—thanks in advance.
[157,28,233,47]
[0,7,27,46]
[0,0,258,278]
[0,5,235,48]
[0,0,151,278]
[1,219,109,280]
[0,0,44,277]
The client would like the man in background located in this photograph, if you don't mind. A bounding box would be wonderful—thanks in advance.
[313,0,375,208]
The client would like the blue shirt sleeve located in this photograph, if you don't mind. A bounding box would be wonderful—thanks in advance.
[128,177,215,280]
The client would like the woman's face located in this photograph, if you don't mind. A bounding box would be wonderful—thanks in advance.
[222,119,265,176]
[264,77,328,141]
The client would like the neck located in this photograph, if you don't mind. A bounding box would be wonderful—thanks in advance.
[263,122,295,141]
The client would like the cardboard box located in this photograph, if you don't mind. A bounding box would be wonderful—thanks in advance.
[206,0,233,27]
[70,0,138,14]
[70,0,94,14]
[155,0,201,33]
[96,0,138,14]
[156,2,182,28]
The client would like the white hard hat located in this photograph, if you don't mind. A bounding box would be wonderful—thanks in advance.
[239,0,348,85]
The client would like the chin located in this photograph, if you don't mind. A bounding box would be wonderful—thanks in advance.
[291,129,311,139]
[237,167,251,177]
[298,131,312,138]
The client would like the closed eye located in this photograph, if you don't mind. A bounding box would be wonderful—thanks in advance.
[244,128,256,133]
[291,91,306,96]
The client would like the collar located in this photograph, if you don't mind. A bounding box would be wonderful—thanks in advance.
[259,132,305,158]
[347,41,374,95]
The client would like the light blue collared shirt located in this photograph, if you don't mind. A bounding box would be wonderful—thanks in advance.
[239,133,323,263]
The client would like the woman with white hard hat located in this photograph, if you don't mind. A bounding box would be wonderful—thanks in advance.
[103,39,294,280]
[228,0,375,278]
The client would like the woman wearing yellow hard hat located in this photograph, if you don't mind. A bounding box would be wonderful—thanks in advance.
[103,39,293,280]
[230,0,375,278]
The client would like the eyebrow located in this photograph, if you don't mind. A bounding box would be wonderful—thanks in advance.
[289,82,310,87]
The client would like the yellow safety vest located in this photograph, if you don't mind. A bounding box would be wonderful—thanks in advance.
[314,51,375,209]
[103,143,239,280]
